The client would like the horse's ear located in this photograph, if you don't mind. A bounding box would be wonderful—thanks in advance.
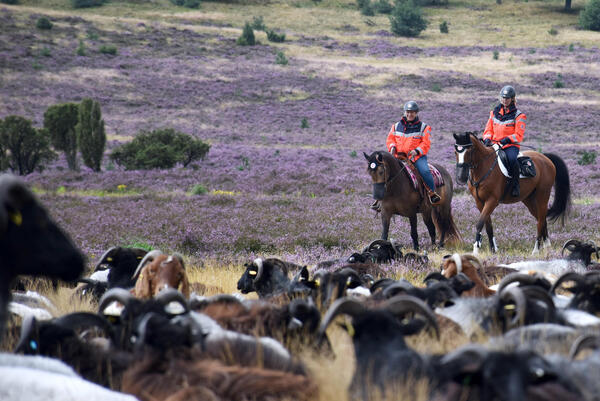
[363,152,370,161]
[376,153,383,163]
[453,133,459,140]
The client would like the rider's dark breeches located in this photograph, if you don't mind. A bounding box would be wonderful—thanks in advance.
[504,146,519,173]
[414,156,435,192]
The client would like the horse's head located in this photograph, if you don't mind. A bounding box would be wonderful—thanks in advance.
[453,132,478,185]
[364,151,388,200]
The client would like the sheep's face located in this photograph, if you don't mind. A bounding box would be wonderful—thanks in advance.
[441,258,458,279]
[1,180,85,281]
[237,262,258,294]
[154,256,187,296]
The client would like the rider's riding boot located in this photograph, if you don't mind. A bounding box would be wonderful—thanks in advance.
[511,162,520,197]
[428,189,442,205]
[370,200,381,212]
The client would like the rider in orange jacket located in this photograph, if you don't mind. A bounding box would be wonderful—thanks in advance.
[482,85,526,197]
[371,101,441,211]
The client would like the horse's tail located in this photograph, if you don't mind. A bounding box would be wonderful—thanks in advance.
[544,153,571,225]
[433,208,463,246]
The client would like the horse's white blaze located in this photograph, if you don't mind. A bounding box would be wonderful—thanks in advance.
[457,150,466,164]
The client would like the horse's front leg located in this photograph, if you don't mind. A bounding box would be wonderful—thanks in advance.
[409,214,419,251]
[381,212,392,241]
[473,200,499,255]
[485,216,498,253]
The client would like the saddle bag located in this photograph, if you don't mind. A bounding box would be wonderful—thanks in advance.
[518,156,536,177]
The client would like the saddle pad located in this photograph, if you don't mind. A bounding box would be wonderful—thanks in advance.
[497,153,536,178]
[403,162,445,190]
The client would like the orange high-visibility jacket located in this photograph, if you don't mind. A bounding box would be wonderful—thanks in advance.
[385,118,431,162]
[483,105,526,149]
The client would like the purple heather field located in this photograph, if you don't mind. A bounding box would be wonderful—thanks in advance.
[1,8,599,268]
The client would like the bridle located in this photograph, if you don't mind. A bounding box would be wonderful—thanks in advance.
[370,155,408,191]
[455,141,499,189]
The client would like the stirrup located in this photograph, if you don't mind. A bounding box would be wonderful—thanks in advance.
[428,191,442,205]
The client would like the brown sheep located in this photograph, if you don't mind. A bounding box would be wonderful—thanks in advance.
[133,253,190,299]
[442,254,495,297]
[121,350,318,401]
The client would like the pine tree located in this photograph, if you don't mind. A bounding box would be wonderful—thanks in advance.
[76,98,106,172]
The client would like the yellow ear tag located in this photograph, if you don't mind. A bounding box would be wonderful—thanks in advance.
[345,321,355,337]
[315,279,320,287]
[139,273,144,280]
[107,257,113,262]
[504,304,516,310]
[9,211,22,226]
[248,270,257,276]
[346,277,352,285]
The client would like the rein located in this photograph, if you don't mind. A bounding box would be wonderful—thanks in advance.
[383,158,409,191]
[469,149,499,189]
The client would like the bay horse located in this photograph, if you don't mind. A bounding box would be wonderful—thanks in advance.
[453,132,571,254]
[364,151,462,250]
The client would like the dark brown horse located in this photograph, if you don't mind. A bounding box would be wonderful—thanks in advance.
[453,132,571,254]
[364,151,462,250]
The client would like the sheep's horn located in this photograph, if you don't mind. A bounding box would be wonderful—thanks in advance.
[318,297,366,337]
[382,281,414,299]
[423,272,447,283]
[382,294,440,339]
[390,240,402,259]
[155,288,189,313]
[522,286,556,322]
[172,253,185,270]
[77,277,99,285]
[94,246,119,271]
[364,239,390,253]
[253,258,265,282]
[550,272,585,295]
[370,278,396,294]
[14,314,38,353]
[499,286,527,329]
[590,240,600,259]
[132,249,163,280]
[561,239,582,256]
[98,287,135,314]
[54,312,117,344]
[496,272,549,294]
[439,344,488,372]
[462,254,483,270]
[569,334,600,360]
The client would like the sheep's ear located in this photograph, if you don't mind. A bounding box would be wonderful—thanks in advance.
[300,266,309,281]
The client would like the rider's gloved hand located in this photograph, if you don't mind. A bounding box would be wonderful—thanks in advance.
[500,137,511,146]
[408,149,418,160]
[483,139,492,146]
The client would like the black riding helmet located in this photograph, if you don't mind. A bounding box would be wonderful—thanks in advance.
[500,85,516,99]
[403,100,419,112]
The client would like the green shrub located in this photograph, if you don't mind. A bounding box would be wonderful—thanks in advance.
[183,0,200,8]
[568,43,575,51]
[190,184,209,195]
[579,0,600,31]
[0,116,57,175]
[554,73,564,88]
[110,128,210,170]
[267,29,285,42]
[275,51,288,65]
[44,102,80,171]
[493,50,499,60]
[361,2,375,15]
[40,47,52,57]
[99,44,117,55]
[0,0,18,4]
[389,0,428,37]
[439,20,448,33]
[356,0,369,9]
[76,98,106,172]
[350,150,357,157]
[548,27,558,35]
[86,29,99,40]
[251,16,266,31]
[71,0,103,8]
[430,83,442,92]
[374,0,393,13]
[76,40,86,56]
[578,150,597,165]
[236,22,256,46]
[36,17,53,30]
[301,118,309,128]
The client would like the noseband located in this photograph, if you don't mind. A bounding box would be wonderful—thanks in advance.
[455,142,499,189]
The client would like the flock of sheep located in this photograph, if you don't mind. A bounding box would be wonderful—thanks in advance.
[2,172,600,401]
